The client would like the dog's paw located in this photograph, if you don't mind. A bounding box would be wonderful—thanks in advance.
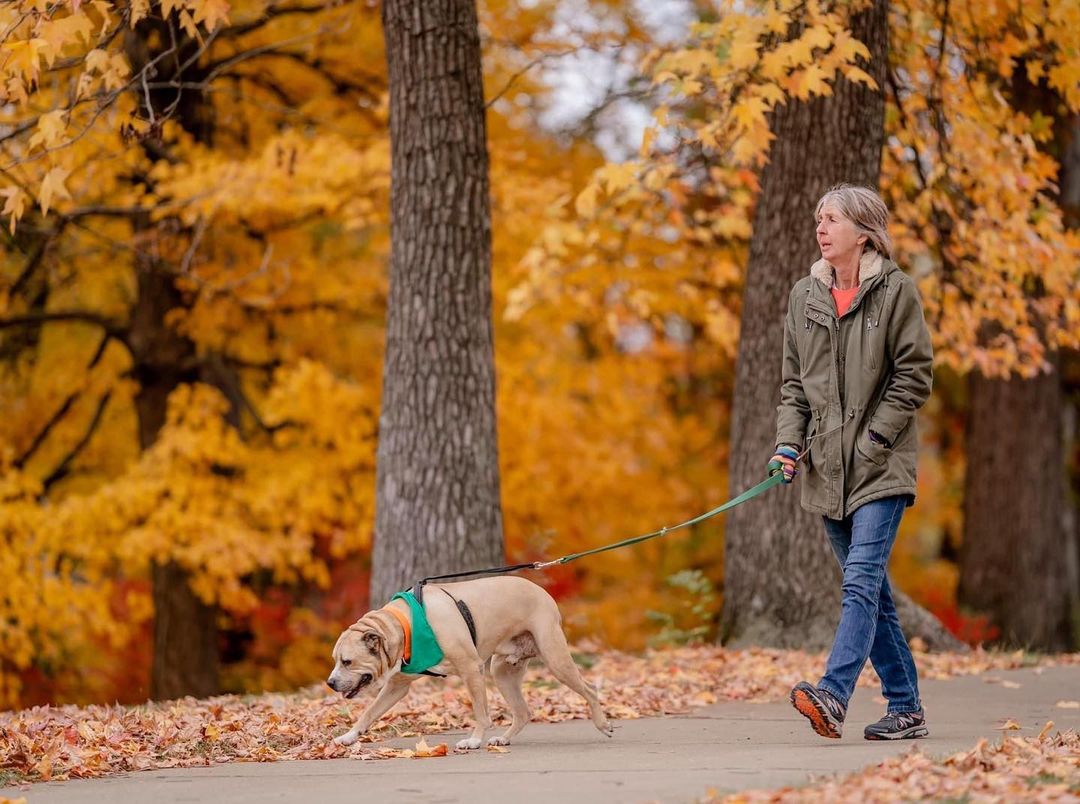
[455,736,482,750]
[487,735,510,747]
[334,732,359,747]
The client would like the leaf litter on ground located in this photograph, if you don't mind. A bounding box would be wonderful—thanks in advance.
[707,727,1080,803]
[1,646,1077,787]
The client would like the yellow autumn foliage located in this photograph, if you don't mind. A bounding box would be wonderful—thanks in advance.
[0,0,1076,708]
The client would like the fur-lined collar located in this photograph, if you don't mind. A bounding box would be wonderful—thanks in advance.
[810,250,883,288]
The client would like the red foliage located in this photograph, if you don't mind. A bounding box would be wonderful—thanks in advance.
[922,589,1001,646]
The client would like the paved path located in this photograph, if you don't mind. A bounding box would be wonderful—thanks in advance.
[6,665,1078,803]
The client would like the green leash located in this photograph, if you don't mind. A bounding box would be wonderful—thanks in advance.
[420,466,789,584]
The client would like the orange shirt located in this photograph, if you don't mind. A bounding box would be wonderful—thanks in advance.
[831,285,859,317]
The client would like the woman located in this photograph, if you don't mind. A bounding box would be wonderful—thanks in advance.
[769,183,933,740]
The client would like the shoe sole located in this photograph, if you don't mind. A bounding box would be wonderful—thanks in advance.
[790,688,842,739]
[864,726,929,741]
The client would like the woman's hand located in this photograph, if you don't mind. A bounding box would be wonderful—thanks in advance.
[768,444,800,483]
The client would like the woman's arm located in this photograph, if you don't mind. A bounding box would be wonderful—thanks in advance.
[775,284,811,449]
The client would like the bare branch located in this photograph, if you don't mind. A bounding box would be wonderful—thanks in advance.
[39,389,113,495]
[216,2,334,39]
[14,333,110,469]
[0,310,129,346]
[484,46,585,109]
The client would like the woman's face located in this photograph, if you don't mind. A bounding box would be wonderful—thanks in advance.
[815,203,866,266]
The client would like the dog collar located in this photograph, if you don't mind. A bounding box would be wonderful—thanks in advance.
[382,604,413,664]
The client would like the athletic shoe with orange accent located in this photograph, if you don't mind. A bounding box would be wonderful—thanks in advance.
[864,708,928,740]
[790,681,846,739]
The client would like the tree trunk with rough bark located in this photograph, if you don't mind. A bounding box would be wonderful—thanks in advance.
[959,365,1073,650]
[129,255,220,700]
[126,19,221,700]
[720,0,961,651]
[370,0,504,607]
[958,82,1080,652]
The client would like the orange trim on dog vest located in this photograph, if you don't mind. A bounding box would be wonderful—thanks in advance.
[382,604,412,664]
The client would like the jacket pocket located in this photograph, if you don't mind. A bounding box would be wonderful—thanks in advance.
[856,427,888,466]
[864,311,880,371]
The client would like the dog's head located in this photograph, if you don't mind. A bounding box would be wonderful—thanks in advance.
[326,611,400,699]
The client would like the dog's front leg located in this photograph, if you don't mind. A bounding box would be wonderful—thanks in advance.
[456,663,491,750]
[334,673,414,746]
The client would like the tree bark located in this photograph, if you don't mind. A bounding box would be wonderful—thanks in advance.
[370,0,504,606]
[126,19,221,700]
[129,253,221,699]
[958,85,1080,652]
[720,0,961,651]
[959,365,1073,650]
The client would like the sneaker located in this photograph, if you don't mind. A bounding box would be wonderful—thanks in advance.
[790,681,846,738]
[864,708,928,740]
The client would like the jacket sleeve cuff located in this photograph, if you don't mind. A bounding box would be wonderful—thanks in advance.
[775,433,804,451]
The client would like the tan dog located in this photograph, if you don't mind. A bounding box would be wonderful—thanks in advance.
[327,575,612,750]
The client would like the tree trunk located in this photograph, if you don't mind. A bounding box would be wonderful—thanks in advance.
[720,0,961,651]
[129,257,220,700]
[959,366,1073,650]
[126,19,220,700]
[958,89,1080,652]
[370,0,504,606]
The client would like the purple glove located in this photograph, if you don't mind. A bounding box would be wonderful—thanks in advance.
[868,429,891,447]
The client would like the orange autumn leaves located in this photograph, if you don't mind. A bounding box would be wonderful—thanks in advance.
[2,646,1078,786]
[0,0,731,708]
[525,0,1079,380]
[711,729,1080,803]
[0,0,1077,711]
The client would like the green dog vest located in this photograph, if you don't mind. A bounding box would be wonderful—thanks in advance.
[389,590,445,674]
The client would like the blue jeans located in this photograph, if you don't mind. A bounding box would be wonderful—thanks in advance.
[818,496,921,714]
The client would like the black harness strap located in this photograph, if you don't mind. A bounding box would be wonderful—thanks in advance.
[443,589,478,647]
[411,581,479,648]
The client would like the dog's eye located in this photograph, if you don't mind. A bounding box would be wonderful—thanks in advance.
[360,674,373,686]
[342,659,352,667]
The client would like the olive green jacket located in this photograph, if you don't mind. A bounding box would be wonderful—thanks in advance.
[775,251,934,519]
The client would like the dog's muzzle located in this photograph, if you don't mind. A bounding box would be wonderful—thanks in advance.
[328,673,373,699]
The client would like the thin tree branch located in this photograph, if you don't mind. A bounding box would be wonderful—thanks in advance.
[39,389,113,495]
[0,310,130,346]
[217,2,333,39]
[483,46,590,109]
[14,333,110,469]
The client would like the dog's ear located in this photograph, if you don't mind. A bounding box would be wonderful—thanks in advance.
[363,631,382,652]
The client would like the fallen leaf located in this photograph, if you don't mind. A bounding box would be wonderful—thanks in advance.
[705,729,1080,802]
[996,719,1022,730]
[1037,720,1054,740]
[1000,680,1021,689]
[487,744,510,753]
[413,738,447,758]
[1,646,1077,784]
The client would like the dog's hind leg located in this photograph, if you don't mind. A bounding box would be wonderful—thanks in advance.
[488,655,530,746]
[534,627,612,737]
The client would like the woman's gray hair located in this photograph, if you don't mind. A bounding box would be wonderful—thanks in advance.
[814,184,892,258]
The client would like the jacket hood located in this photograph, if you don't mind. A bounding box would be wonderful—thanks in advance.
[810,250,891,287]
